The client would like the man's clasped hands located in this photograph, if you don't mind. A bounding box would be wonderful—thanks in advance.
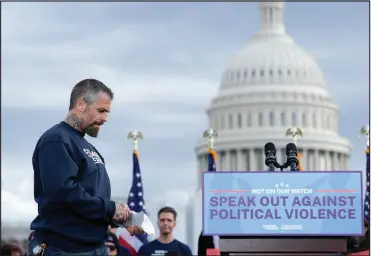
[112,203,145,236]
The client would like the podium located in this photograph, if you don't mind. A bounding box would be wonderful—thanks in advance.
[218,236,347,256]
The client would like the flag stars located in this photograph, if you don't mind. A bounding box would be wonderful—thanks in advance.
[139,201,143,206]
[136,173,141,178]
[129,202,135,207]
[129,193,134,197]
[137,182,142,187]
[138,192,143,197]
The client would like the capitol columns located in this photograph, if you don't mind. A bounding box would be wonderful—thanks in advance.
[313,148,323,171]
[225,151,231,171]
[237,149,244,171]
[331,152,337,170]
[325,151,331,171]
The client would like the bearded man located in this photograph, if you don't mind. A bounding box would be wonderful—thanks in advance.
[29,79,130,255]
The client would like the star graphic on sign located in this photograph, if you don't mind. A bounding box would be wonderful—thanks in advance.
[275,184,279,188]
[280,182,284,187]
[285,184,289,188]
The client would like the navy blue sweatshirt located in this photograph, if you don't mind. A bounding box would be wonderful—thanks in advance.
[30,121,116,252]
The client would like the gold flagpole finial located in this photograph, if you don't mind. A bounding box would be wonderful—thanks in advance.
[203,128,218,150]
[359,124,369,148]
[127,131,144,151]
[285,128,303,146]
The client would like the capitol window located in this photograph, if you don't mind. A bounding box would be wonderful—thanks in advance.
[292,111,297,126]
[238,113,242,128]
[280,112,285,126]
[229,114,234,129]
[260,70,264,77]
[258,112,263,126]
[278,69,282,76]
[287,69,291,76]
[269,111,274,126]
[302,113,307,127]
[269,69,273,76]
[244,70,248,78]
[252,70,256,77]
[236,71,240,80]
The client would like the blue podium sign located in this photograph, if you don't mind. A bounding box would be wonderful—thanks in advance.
[202,171,363,236]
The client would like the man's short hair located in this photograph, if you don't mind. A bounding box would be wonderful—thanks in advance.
[158,206,177,221]
[69,78,114,110]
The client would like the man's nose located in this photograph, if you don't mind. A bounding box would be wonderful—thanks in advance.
[101,114,108,123]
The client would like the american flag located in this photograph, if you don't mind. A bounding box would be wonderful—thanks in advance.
[117,150,148,256]
[364,147,370,221]
[208,149,216,172]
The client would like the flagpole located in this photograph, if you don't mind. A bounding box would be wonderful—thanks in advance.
[202,128,220,250]
[285,128,303,171]
[127,131,144,152]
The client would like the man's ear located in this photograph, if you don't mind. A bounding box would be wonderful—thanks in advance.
[76,98,87,112]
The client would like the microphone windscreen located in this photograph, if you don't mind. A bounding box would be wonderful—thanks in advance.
[286,143,297,155]
[264,142,276,156]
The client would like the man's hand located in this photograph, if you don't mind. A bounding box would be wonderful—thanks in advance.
[112,203,131,222]
[127,226,145,236]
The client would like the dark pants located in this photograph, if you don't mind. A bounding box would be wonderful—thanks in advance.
[28,236,108,256]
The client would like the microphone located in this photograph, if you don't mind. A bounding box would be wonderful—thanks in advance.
[264,142,279,171]
[285,143,299,171]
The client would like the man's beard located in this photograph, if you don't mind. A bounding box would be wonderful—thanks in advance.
[85,125,100,138]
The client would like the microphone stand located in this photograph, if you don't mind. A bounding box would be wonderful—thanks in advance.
[268,165,275,172]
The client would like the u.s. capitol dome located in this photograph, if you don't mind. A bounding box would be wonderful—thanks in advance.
[195,2,351,187]
[187,2,352,252]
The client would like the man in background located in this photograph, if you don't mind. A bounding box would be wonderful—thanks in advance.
[105,231,131,256]
[29,79,131,255]
[137,207,192,256]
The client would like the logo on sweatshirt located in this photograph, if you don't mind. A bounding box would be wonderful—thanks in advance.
[83,149,104,165]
